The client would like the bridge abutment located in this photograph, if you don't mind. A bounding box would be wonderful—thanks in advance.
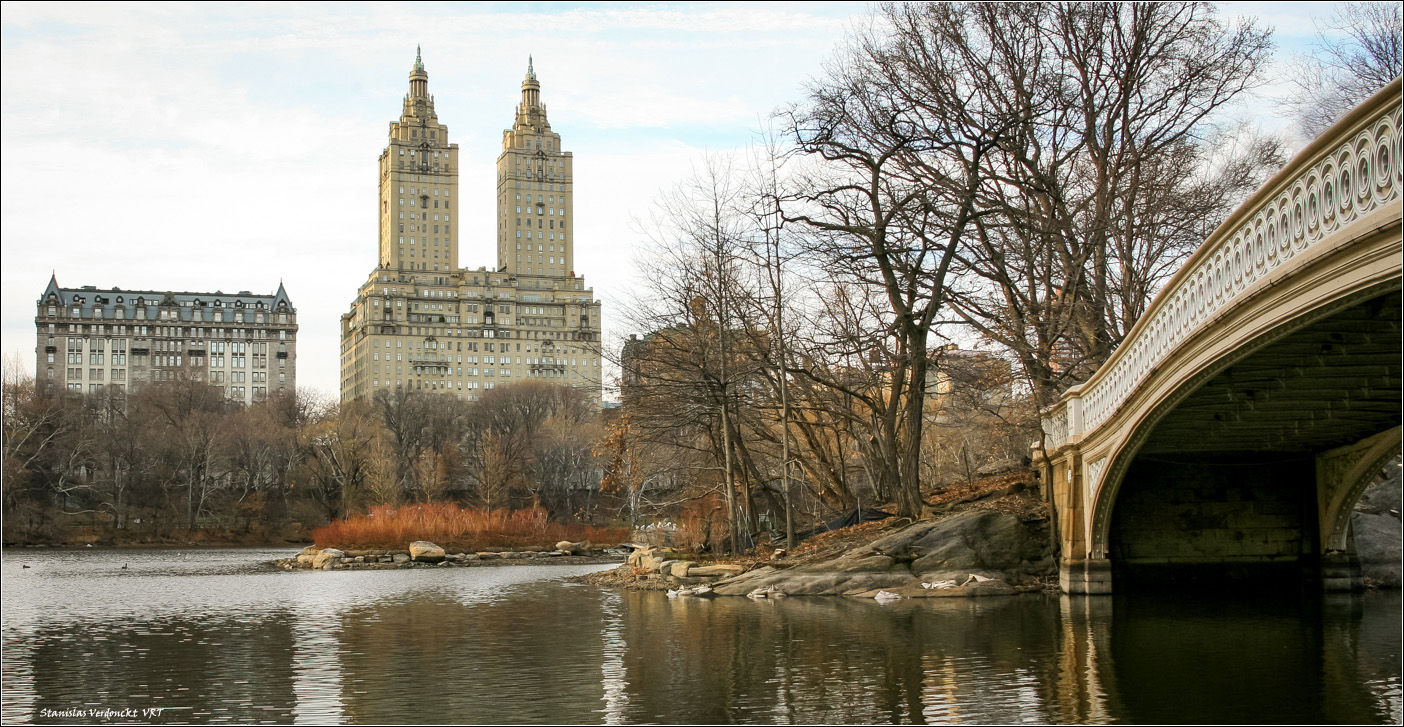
[1318,551,1364,592]
[1060,558,1114,595]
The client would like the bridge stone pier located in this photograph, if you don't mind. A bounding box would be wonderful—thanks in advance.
[1040,80,1402,594]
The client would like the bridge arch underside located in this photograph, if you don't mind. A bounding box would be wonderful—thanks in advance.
[1101,287,1401,592]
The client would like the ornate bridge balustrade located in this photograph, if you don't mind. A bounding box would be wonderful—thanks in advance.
[1040,80,1402,594]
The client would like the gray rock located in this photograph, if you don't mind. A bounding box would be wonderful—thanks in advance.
[1353,460,1401,588]
[669,561,695,578]
[707,509,1052,597]
[689,564,746,577]
[556,540,592,555]
[1354,510,1401,587]
[1356,458,1402,516]
[830,554,896,572]
[907,510,1044,579]
[627,547,658,567]
[711,555,916,596]
[312,548,346,569]
[392,553,410,563]
[409,541,446,562]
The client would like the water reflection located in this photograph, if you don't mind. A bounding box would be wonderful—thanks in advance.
[291,606,345,724]
[2,549,1399,724]
[598,590,630,725]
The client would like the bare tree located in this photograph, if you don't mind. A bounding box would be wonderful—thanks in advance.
[905,2,1281,405]
[780,3,1007,519]
[624,153,770,551]
[1283,2,1403,138]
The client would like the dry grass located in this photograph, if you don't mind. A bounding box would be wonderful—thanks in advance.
[311,503,629,552]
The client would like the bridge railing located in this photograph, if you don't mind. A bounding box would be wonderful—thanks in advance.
[1043,79,1401,449]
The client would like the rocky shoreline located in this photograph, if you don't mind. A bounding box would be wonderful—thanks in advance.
[274,540,626,571]
[584,508,1059,599]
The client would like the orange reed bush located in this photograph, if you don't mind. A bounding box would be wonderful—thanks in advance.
[311,503,630,552]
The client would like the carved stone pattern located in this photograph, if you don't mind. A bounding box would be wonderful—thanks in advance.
[1319,447,1367,504]
[1085,457,1107,497]
[1044,407,1069,448]
[1070,104,1402,435]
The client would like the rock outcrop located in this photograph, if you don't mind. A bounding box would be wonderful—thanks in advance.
[1353,460,1402,588]
[590,507,1055,598]
[710,510,1052,597]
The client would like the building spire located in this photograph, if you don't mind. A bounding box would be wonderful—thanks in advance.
[521,55,541,112]
[408,46,429,101]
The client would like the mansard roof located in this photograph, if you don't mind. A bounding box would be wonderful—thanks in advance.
[38,277,297,321]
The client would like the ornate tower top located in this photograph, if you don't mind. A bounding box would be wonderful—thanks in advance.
[517,56,547,131]
[404,46,435,119]
[408,47,429,100]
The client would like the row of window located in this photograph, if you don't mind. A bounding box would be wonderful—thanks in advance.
[45,306,289,323]
[515,231,566,241]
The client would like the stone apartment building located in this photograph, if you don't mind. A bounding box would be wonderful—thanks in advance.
[338,51,603,403]
[34,275,297,403]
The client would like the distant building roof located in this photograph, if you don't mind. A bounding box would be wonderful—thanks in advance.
[38,275,295,322]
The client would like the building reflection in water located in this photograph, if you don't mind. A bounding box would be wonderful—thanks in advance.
[598,589,630,724]
[290,605,346,724]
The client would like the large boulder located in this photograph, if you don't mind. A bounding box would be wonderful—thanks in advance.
[627,546,657,567]
[409,541,446,563]
[311,548,346,569]
[555,540,592,555]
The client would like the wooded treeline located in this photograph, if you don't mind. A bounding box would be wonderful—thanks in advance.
[2,375,606,544]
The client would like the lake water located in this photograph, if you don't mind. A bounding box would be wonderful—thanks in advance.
[2,548,1399,724]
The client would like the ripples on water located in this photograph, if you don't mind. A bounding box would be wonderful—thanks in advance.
[2,549,1399,724]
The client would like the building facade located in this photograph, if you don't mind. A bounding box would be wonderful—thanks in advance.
[339,52,603,404]
[34,275,297,403]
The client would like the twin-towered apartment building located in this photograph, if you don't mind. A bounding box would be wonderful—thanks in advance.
[339,50,603,403]
[36,50,602,406]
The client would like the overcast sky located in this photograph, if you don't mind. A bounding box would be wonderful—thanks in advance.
[1,2,1344,398]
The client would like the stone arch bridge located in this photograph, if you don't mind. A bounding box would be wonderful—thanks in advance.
[1041,80,1401,594]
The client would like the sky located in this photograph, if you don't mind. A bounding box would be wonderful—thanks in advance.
[0,1,1348,398]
